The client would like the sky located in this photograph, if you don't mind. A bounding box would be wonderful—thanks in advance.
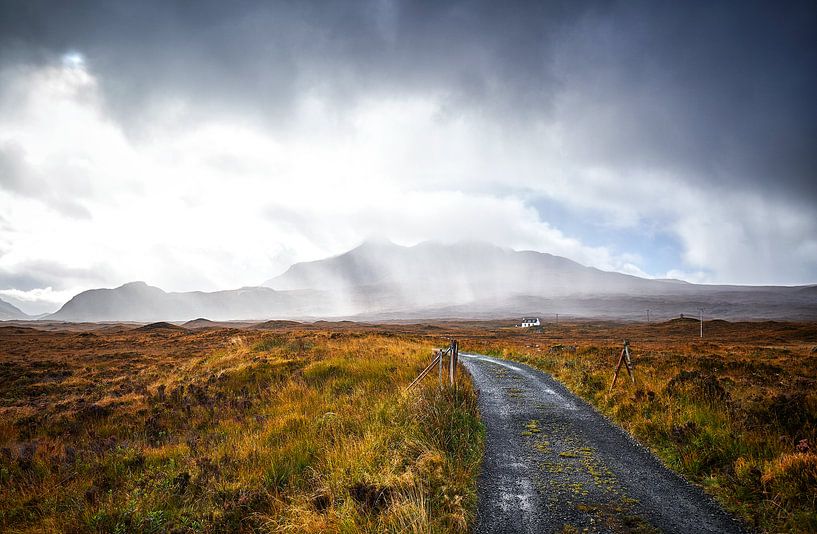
[0,0,816,315]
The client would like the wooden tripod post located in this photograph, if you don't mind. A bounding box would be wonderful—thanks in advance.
[609,340,635,392]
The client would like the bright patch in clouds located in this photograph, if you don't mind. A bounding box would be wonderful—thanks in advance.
[61,51,85,68]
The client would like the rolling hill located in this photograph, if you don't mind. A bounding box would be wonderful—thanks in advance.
[0,297,28,320]
[48,282,334,322]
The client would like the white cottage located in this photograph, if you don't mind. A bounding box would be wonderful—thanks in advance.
[520,317,541,327]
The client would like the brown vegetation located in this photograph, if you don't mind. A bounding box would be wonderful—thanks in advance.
[2,317,815,532]
[0,324,482,533]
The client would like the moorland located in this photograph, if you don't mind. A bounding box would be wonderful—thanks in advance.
[0,322,482,533]
[1,318,816,532]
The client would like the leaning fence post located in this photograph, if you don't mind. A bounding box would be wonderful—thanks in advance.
[406,340,459,392]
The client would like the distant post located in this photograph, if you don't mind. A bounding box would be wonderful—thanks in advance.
[699,308,703,338]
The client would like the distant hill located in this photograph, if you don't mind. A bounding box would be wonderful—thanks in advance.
[135,321,186,332]
[48,282,334,322]
[0,297,28,320]
[182,318,219,329]
[182,318,254,329]
[42,241,817,322]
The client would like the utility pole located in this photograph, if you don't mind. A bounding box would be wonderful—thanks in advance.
[699,308,703,338]
[556,313,559,325]
[646,309,650,323]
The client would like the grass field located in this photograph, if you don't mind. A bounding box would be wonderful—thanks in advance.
[460,318,817,533]
[0,324,483,533]
[2,318,815,533]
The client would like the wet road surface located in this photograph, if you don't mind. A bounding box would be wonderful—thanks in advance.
[461,353,747,534]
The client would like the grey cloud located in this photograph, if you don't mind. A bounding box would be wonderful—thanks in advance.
[0,141,26,191]
[550,1,817,207]
[0,259,112,291]
[0,142,93,218]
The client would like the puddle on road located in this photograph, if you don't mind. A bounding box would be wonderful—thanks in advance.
[498,475,535,514]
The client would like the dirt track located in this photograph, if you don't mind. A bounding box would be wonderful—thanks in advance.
[461,353,748,534]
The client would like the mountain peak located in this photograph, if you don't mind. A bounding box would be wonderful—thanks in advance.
[112,281,167,295]
[350,237,400,253]
[120,281,150,289]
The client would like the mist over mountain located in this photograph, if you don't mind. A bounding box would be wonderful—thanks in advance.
[36,241,817,323]
[0,297,28,320]
[265,240,683,298]
[263,240,817,320]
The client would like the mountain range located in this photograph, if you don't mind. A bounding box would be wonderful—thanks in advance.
[13,241,817,322]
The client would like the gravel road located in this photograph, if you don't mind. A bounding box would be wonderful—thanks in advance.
[461,353,748,534]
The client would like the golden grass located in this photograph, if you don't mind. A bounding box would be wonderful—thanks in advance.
[0,326,483,533]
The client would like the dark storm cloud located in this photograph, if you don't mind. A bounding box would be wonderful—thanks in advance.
[551,1,817,205]
[0,0,591,126]
[1,0,815,203]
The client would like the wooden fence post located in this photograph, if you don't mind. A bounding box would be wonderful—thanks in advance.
[453,340,458,378]
[623,341,635,384]
[449,341,454,385]
[609,340,635,392]
[438,349,442,385]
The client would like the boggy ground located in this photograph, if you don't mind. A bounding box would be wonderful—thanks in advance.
[0,324,483,533]
[459,318,817,533]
